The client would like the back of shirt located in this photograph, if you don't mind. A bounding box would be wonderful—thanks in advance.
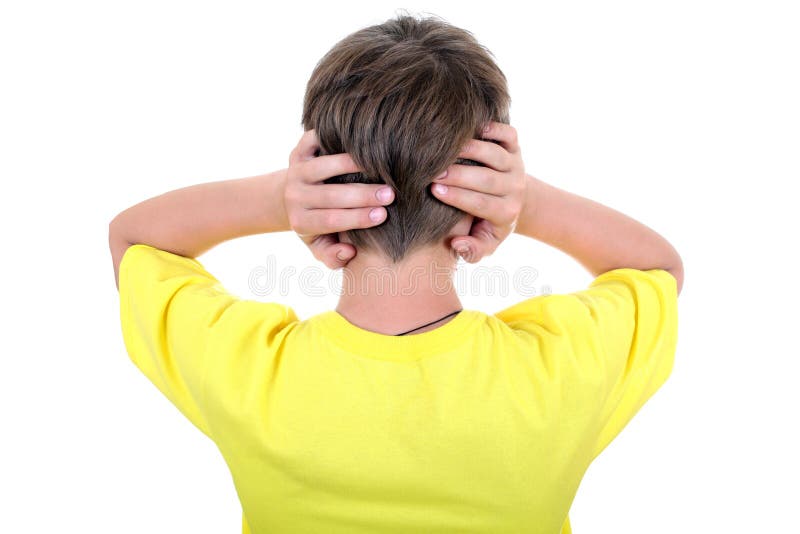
[118,244,678,534]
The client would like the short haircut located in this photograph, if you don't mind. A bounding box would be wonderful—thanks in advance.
[301,11,511,262]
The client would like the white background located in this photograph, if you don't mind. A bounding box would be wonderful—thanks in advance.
[2,1,798,532]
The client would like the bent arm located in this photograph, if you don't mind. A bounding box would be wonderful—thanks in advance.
[516,174,684,294]
[108,169,289,290]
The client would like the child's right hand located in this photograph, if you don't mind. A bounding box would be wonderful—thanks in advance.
[430,122,529,263]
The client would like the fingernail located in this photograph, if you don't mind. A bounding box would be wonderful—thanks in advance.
[433,183,448,195]
[436,169,448,179]
[369,207,385,222]
[376,187,393,203]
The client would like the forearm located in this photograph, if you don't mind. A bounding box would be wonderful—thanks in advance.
[516,174,684,290]
[109,168,289,258]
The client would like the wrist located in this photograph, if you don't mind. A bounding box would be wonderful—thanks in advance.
[254,168,291,233]
[515,174,540,238]
[271,168,291,232]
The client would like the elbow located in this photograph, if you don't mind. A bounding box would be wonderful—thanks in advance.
[108,216,132,264]
[108,217,123,251]
[108,211,133,245]
[108,218,117,249]
[108,213,122,238]
[667,254,684,296]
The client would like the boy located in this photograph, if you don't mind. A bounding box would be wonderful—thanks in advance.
[110,13,682,534]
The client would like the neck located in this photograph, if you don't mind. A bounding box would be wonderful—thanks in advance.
[335,245,462,336]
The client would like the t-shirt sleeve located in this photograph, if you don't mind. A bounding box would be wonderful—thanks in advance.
[569,268,679,458]
[117,243,298,439]
[494,267,679,460]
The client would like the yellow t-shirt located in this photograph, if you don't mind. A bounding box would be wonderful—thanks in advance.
[118,243,678,534]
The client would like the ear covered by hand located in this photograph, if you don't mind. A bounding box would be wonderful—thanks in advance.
[431,122,528,263]
[284,129,394,269]
[284,122,528,268]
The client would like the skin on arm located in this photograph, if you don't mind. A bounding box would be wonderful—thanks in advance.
[108,169,290,291]
[517,176,684,293]
[431,121,684,294]
[108,129,394,290]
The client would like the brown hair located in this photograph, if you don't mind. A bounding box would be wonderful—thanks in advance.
[301,11,511,262]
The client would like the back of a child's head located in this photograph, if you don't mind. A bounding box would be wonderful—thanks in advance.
[301,11,511,263]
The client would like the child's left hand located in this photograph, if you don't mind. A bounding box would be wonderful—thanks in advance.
[284,129,395,269]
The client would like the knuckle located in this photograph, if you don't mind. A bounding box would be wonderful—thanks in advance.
[284,184,299,202]
[323,211,340,229]
[477,170,493,190]
[477,226,495,242]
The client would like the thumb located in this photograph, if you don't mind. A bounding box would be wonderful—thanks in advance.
[319,243,356,269]
[334,244,356,263]
[306,234,356,269]
[451,236,484,263]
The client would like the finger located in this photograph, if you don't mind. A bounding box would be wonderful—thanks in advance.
[457,137,511,172]
[450,235,493,264]
[433,164,507,196]
[307,236,357,269]
[302,183,394,209]
[299,152,362,184]
[332,244,357,263]
[289,129,321,165]
[430,182,505,221]
[460,120,521,170]
[479,122,521,155]
[294,206,387,236]
[301,234,353,269]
